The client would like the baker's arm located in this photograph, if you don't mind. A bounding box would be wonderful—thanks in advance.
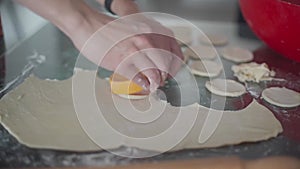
[15,0,184,91]
[15,0,110,38]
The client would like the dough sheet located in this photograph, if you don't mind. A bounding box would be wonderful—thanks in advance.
[0,70,282,152]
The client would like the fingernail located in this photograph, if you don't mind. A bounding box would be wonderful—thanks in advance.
[162,72,168,80]
[158,72,166,86]
[136,77,150,91]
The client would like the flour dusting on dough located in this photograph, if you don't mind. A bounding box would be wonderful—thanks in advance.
[0,70,282,152]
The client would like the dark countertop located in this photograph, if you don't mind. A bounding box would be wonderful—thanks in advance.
[0,20,299,168]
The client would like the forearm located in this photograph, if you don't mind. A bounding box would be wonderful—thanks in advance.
[15,0,109,37]
[98,0,140,16]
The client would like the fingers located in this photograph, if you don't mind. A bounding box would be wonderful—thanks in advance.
[145,50,172,86]
[170,38,185,61]
[169,39,184,77]
[145,36,184,79]
[131,51,161,92]
[160,71,168,86]
[132,73,150,92]
[114,61,150,91]
[111,38,162,92]
[112,33,183,92]
[134,34,173,84]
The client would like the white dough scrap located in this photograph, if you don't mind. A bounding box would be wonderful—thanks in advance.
[190,60,223,77]
[232,62,275,83]
[262,87,300,108]
[205,79,246,97]
[221,47,254,63]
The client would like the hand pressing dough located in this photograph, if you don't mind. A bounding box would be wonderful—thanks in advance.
[0,70,282,152]
[190,60,223,77]
[184,45,217,60]
[221,47,254,63]
[262,87,300,108]
[200,34,228,46]
[205,79,246,97]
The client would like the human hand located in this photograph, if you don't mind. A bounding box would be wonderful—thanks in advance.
[68,11,184,92]
[15,0,183,92]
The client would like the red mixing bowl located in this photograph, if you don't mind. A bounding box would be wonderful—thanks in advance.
[240,0,300,62]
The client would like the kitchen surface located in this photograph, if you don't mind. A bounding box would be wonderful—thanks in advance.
[0,0,299,168]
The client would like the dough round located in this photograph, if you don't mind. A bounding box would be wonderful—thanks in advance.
[190,60,223,77]
[200,34,228,46]
[184,45,217,60]
[221,47,254,63]
[262,87,300,108]
[117,94,148,100]
[205,79,246,97]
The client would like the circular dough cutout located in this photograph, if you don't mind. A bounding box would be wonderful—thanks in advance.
[190,60,222,77]
[221,47,254,63]
[205,79,246,97]
[200,34,228,46]
[262,87,300,108]
[184,45,217,60]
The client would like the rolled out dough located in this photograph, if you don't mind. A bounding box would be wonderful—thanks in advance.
[221,47,254,63]
[0,70,282,152]
[184,45,217,60]
[262,87,300,108]
[190,60,223,77]
[205,79,246,97]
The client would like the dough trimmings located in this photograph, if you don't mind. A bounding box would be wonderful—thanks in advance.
[232,62,275,83]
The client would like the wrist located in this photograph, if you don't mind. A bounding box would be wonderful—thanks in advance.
[55,1,110,38]
[111,0,140,16]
